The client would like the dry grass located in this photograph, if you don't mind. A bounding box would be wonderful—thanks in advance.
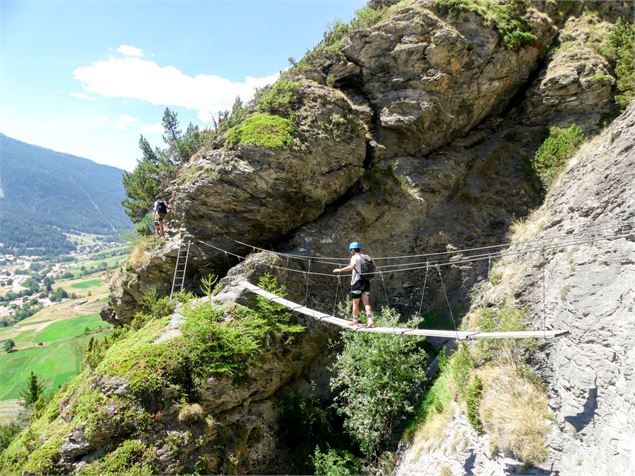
[129,242,151,268]
[411,407,452,456]
[438,464,453,476]
[479,366,549,465]
[508,208,551,243]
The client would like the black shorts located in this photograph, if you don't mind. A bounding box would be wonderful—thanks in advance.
[351,279,370,299]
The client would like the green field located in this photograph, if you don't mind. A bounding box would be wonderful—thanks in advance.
[30,314,106,343]
[70,279,103,289]
[0,314,111,400]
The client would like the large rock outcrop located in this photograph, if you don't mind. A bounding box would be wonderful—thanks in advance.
[394,99,635,476]
[106,0,571,325]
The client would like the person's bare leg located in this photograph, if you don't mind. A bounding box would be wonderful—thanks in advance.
[352,298,361,325]
[362,294,373,327]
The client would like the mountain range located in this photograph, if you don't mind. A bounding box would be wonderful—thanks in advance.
[0,132,129,255]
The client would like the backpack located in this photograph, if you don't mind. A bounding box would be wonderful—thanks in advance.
[156,200,167,214]
[359,254,376,280]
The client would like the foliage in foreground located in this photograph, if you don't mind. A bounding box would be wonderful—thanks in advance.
[312,446,359,476]
[0,275,304,474]
[330,309,428,455]
[531,124,585,186]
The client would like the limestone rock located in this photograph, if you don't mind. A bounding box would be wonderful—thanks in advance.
[521,14,616,131]
[340,1,555,158]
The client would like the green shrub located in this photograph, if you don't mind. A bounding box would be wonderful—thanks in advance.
[435,0,537,49]
[603,19,635,111]
[225,113,297,149]
[0,422,21,453]
[465,375,484,433]
[312,446,359,476]
[531,124,585,185]
[330,309,427,455]
[256,80,301,114]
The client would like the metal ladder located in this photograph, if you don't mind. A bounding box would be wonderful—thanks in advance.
[170,240,191,299]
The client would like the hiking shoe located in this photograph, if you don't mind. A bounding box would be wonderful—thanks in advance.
[350,319,361,327]
[365,319,374,328]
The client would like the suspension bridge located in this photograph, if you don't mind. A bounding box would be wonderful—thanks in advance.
[176,222,633,340]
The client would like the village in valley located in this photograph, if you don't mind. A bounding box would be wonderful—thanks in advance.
[0,234,127,425]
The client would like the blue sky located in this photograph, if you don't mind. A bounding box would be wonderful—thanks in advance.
[0,0,366,171]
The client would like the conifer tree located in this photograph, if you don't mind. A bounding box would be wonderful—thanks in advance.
[20,371,44,407]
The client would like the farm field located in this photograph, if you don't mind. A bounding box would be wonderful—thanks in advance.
[0,291,111,416]
[0,399,22,425]
[70,279,103,289]
[58,273,110,297]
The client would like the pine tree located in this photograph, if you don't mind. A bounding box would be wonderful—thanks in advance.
[20,371,44,407]
[162,107,187,164]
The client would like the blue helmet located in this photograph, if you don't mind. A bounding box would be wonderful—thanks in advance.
[349,241,361,250]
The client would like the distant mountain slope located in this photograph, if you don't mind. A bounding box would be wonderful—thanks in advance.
[0,132,129,255]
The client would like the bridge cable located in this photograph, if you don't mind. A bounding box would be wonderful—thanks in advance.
[418,262,430,317]
[436,265,459,341]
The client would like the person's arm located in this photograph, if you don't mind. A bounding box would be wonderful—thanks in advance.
[333,256,356,273]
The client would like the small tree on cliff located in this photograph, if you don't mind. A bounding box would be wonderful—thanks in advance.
[20,371,44,407]
[122,109,212,226]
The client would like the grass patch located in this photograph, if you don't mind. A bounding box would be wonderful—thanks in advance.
[434,0,537,49]
[531,124,585,186]
[32,313,107,343]
[225,113,297,149]
[99,275,304,394]
[79,439,157,475]
[70,279,103,289]
[469,306,536,363]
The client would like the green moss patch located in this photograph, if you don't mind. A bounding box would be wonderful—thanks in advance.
[225,113,297,149]
[79,439,157,476]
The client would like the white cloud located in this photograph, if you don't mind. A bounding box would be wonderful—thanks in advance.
[73,55,278,114]
[197,111,215,123]
[139,123,163,135]
[69,91,96,101]
[112,114,138,130]
[117,44,144,57]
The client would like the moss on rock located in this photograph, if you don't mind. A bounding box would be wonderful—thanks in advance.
[225,114,297,149]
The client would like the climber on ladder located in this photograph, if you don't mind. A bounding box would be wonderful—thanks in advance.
[153,198,170,237]
[333,241,374,328]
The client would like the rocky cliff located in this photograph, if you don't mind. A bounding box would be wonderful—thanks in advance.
[3,1,633,474]
[105,0,628,328]
[394,92,634,476]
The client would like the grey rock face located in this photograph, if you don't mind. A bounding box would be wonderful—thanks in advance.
[518,102,635,475]
[394,102,635,475]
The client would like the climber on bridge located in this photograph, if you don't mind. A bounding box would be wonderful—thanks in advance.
[152,198,169,237]
[333,241,374,328]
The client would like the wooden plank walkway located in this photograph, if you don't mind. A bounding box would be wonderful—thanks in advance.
[239,281,569,340]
